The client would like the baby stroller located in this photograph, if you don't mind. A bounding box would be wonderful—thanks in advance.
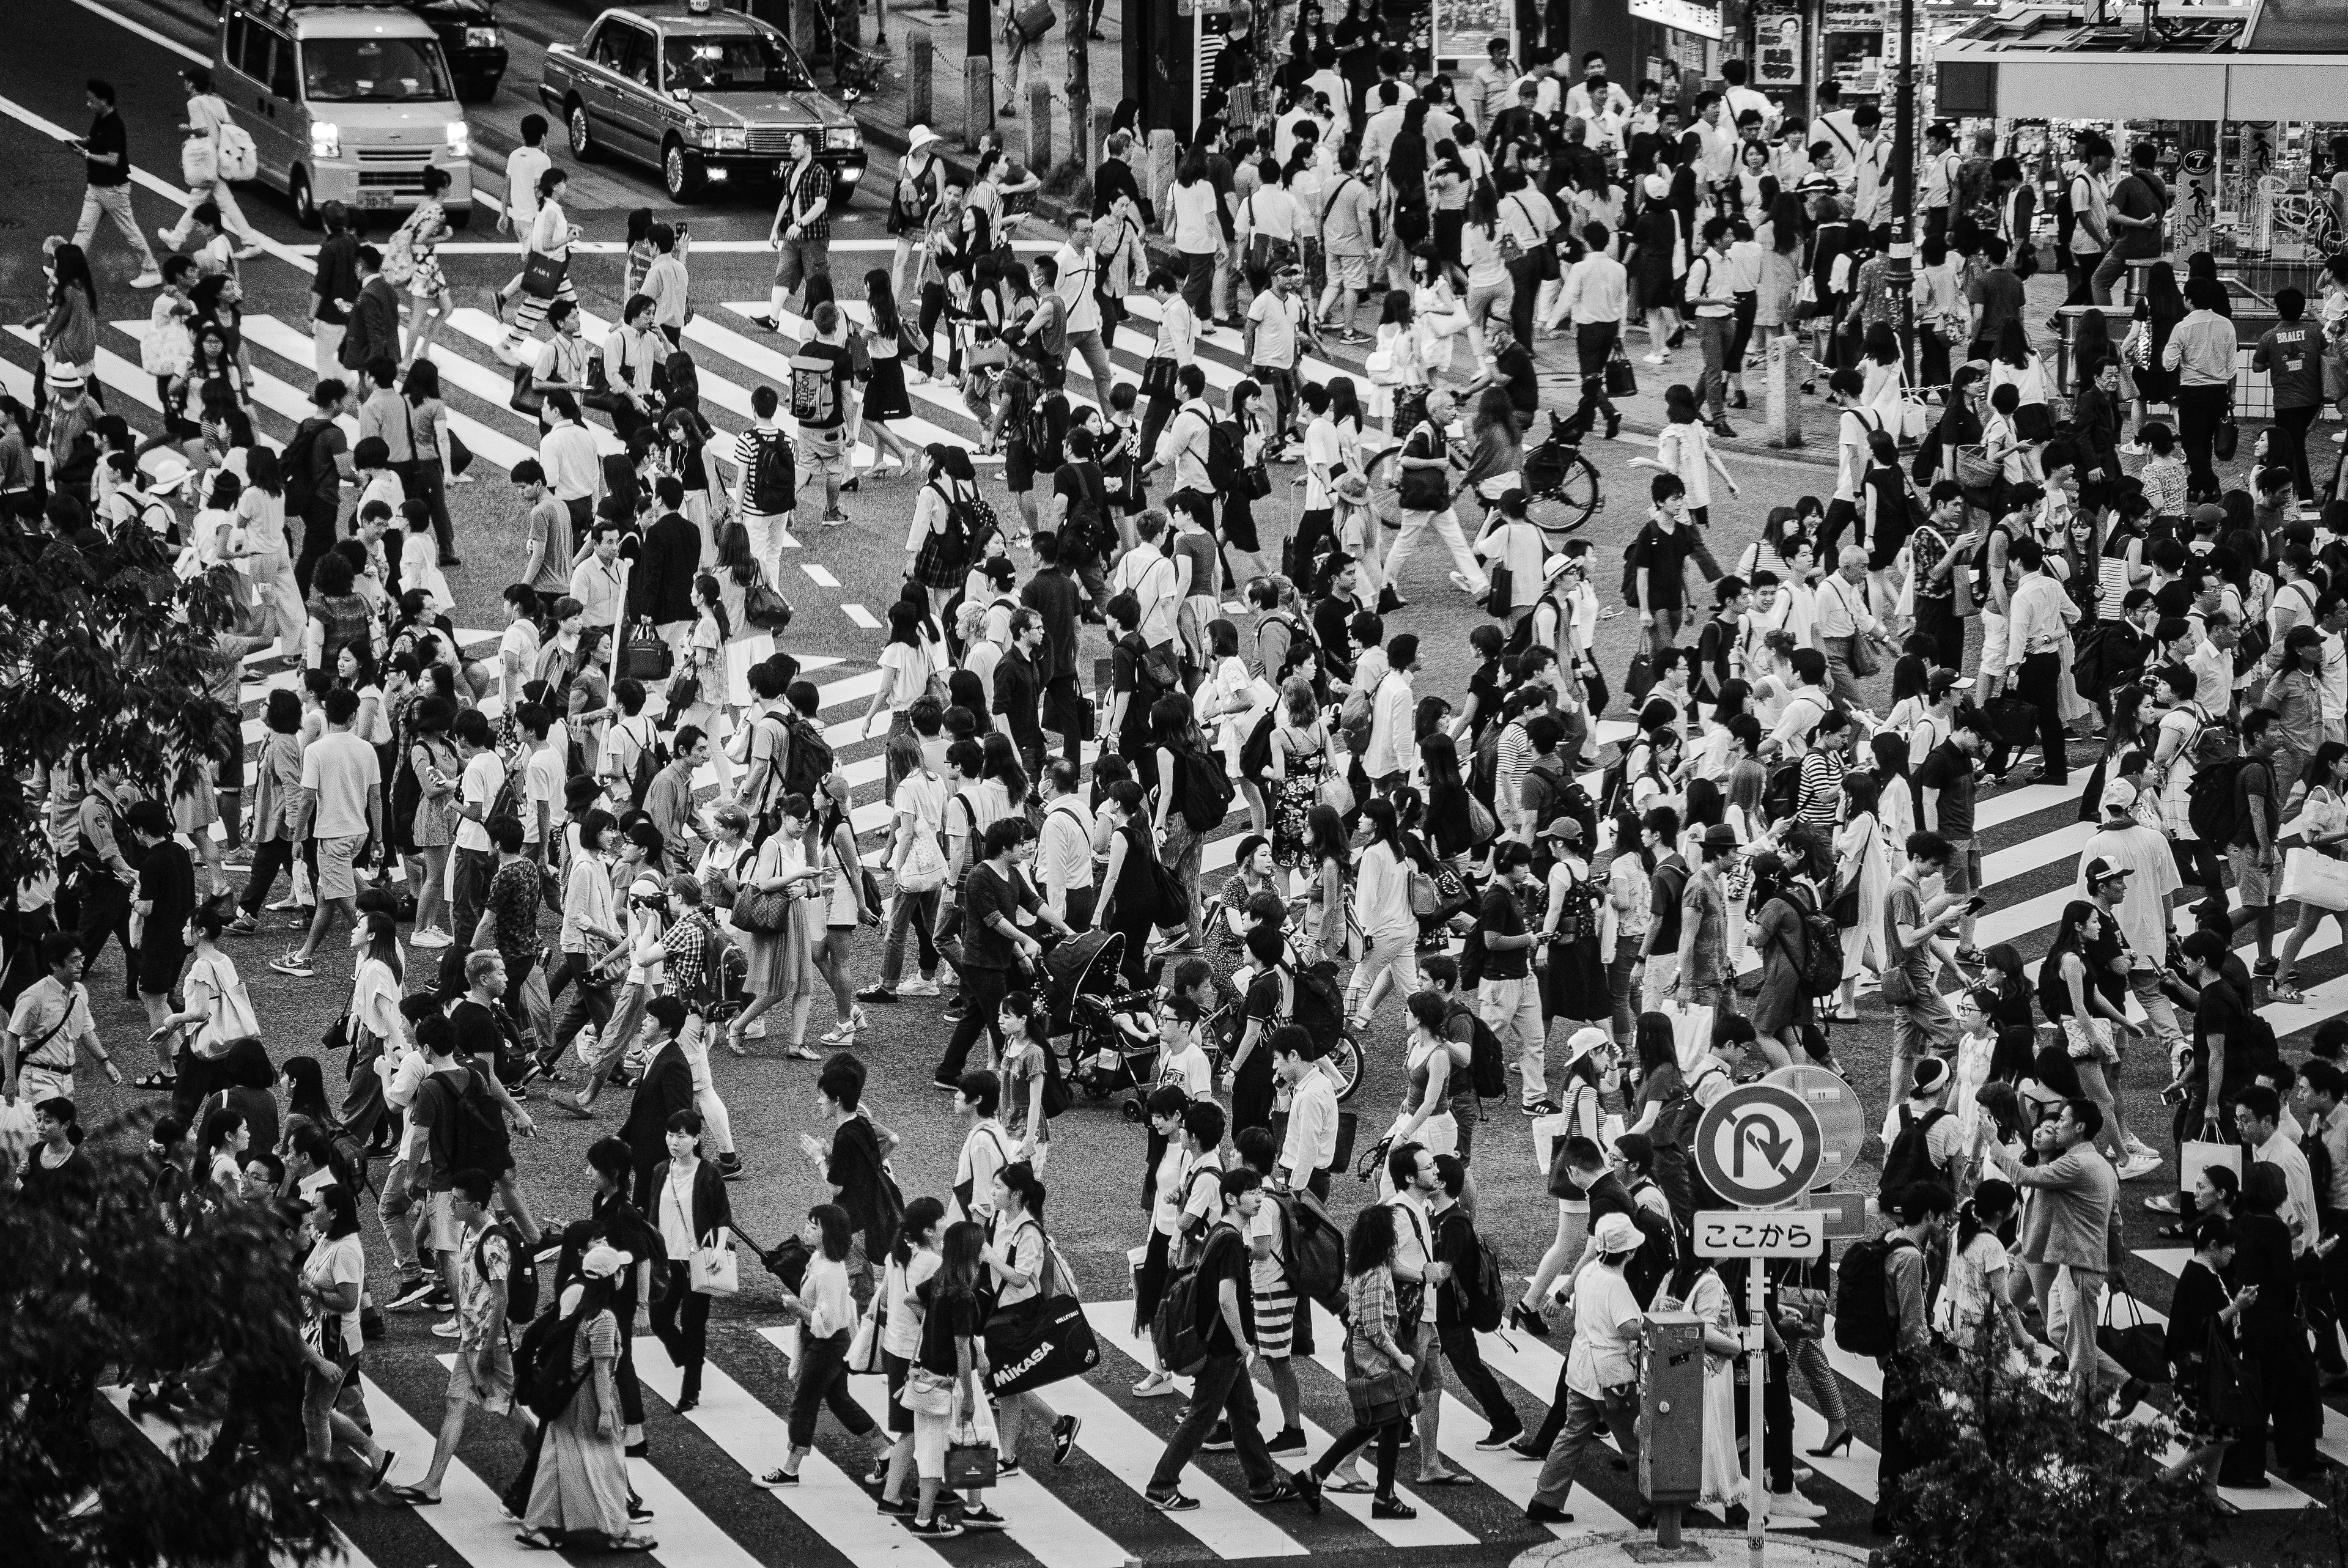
[1042,930,1164,1119]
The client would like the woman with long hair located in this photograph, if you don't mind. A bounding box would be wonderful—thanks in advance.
[1459,184,1512,364]
[1169,150,1222,320]
[519,1246,648,1550]
[813,773,871,1047]
[903,1219,1003,1536]
[1150,693,1213,954]
[1463,384,1524,524]
[904,444,983,626]
[500,166,583,355]
[646,1108,731,1410]
[401,696,460,948]
[1348,795,1422,1030]
[295,1182,397,1487]
[2161,1212,2253,1503]
[401,164,457,367]
[761,1203,893,1487]
[2124,261,2188,448]
[1301,801,1353,967]
[1419,731,1480,863]
[2265,625,2328,811]
[1302,1202,1417,1517]
[1094,779,1161,990]
[983,1160,1080,1468]
[858,598,945,776]
[2274,738,2348,1001]
[2036,901,2140,1166]
[1751,191,1806,358]
[734,791,824,1058]
[858,268,923,477]
[39,243,101,410]
[875,1195,948,1511]
[400,357,459,561]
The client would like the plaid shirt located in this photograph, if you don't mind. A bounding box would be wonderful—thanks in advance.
[660,910,709,1001]
[781,160,833,245]
[485,858,542,963]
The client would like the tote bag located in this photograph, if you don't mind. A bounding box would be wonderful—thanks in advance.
[191,954,263,1058]
[689,1234,740,1297]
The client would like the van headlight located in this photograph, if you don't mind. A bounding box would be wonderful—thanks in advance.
[698,127,747,151]
[464,26,500,49]
[825,127,861,152]
[445,122,470,158]
[310,122,341,160]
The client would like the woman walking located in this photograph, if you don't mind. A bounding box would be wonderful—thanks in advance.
[1304,1202,1417,1519]
[906,1220,1006,1536]
[731,792,824,1058]
[2275,740,2348,1002]
[1829,773,1892,1021]
[402,695,461,949]
[984,1161,1082,1470]
[761,1204,894,1488]
[2036,900,2140,1168]
[519,1245,651,1551]
[1348,796,1421,1031]
[876,1197,948,1512]
[297,1181,397,1490]
[499,167,582,359]
[647,1108,731,1412]
[814,774,871,1048]
[859,270,924,478]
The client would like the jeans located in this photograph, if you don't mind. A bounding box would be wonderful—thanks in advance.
[1067,327,1117,407]
[449,846,493,952]
[75,184,158,272]
[407,458,455,560]
[1146,1349,1279,1496]
[936,963,1011,1084]
[1507,257,1545,345]
[2090,246,2141,306]
[2176,383,2231,498]
[1479,973,1545,1108]
[877,887,941,988]
[1573,322,1620,436]
[652,1261,711,1396]
[2063,248,2104,308]
[239,839,298,917]
[1875,1355,1926,1531]
[1438,1317,1521,1436]
[1694,313,1735,419]
[2015,651,2069,782]
[1606,932,1642,1047]
[1531,1381,1641,1509]
[294,499,340,599]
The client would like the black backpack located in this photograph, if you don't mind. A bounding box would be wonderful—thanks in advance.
[1272,1188,1346,1313]
[780,710,835,804]
[1881,1105,1955,1196]
[2186,757,2253,849]
[1835,1233,1914,1356]
[1623,1200,1679,1303]
[1205,419,1247,494]
[426,1066,510,1176]
[1151,1262,1210,1375]
[515,1301,592,1419]
[281,418,332,512]
[478,1220,541,1325]
[1179,747,1236,833]
[1447,997,1508,1101]
[745,427,794,515]
[1771,885,1845,998]
[1442,1207,1507,1333]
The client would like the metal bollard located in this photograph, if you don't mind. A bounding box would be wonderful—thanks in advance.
[1765,334,1806,451]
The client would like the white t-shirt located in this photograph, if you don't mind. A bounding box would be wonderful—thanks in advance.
[300,730,380,840]
[456,750,504,853]
[954,1119,1012,1225]
[1302,417,1344,511]
[524,746,564,845]
[305,1232,367,1355]
[883,1248,942,1357]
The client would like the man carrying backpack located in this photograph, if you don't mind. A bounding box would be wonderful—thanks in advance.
[1880,1058,1962,1194]
[388,1168,537,1503]
[1432,1152,1523,1450]
[1855,1184,1949,1537]
[1477,844,1555,1117]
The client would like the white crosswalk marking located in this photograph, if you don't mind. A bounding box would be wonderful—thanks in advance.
[842,603,884,630]
[104,1388,380,1568]
[353,1372,591,1563]
[800,565,841,588]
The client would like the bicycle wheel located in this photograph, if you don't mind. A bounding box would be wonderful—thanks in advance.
[1528,451,1603,539]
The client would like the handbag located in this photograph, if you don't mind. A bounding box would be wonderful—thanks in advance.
[446,429,473,477]
[2096,1286,2169,1385]
[621,617,674,682]
[2201,1322,2264,1427]
[520,251,567,301]
[1139,356,1178,399]
[689,1235,740,1297]
[1465,793,1499,845]
[1408,867,1441,918]
[2213,399,2240,464]
[1486,562,1515,618]
[508,359,545,417]
[945,1429,999,1489]
[1604,340,1639,399]
[846,1290,884,1374]
[193,955,264,1058]
[730,886,790,933]
[902,1365,956,1416]
[742,567,794,633]
[1317,768,1355,817]
[2284,846,2348,911]
[1011,0,1055,40]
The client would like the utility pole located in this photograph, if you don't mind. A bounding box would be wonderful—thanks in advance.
[967,0,995,151]
[1891,0,1917,384]
[1066,0,1091,172]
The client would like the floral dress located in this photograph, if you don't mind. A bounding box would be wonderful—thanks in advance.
[1271,719,1332,869]
[404,198,451,300]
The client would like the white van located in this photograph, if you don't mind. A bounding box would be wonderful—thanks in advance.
[214,0,477,227]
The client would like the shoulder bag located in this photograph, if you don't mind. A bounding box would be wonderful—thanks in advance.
[1398,422,1452,510]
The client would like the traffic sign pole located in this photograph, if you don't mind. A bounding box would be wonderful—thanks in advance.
[1748,1262,1765,1568]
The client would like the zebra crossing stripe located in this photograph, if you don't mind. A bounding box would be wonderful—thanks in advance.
[1077,1302,1480,1545]
[2130,1250,2348,1474]
[103,1387,380,1568]
[350,1372,577,1564]
[232,317,538,475]
[631,1347,947,1568]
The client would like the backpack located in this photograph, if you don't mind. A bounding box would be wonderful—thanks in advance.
[1151,1262,1211,1375]
[744,427,794,515]
[1144,850,1191,927]
[1624,1199,1679,1304]
[788,350,840,427]
[1178,746,1236,833]
[1834,1234,1915,1356]
[380,212,419,287]
[677,910,739,1018]
[1023,398,1055,460]
[1123,630,1178,709]
[1282,959,1349,1042]
[515,1303,593,1419]
[486,749,530,831]
[779,710,835,804]
[1443,1207,1507,1333]
[2186,757,2254,849]
[1205,419,1247,495]
[1760,759,1802,824]
[1272,1188,1347,1313]
[1880,1105,1954,1196]
[281,419,331,512]
[1522,754,1593,844]
[617,718,669,812]
[1551,862,1602,944]
[1772,885,1845,998]
[1038,1039,1073,1120]
[425,1066,511,1176]
[477,1219,541,1325]
[1448,996,1508,1100]
[215,122,259,182]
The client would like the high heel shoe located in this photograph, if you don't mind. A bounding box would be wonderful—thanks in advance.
[1807,1427,1854,1458]
[1507,1301,1549,1338]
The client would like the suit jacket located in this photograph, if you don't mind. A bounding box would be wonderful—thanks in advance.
[621,1041,695,1168]
[632,510,701,625]
[341,276,402,373]
[648,1157,734,1247]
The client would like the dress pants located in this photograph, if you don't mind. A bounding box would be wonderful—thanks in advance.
[1573,322,1620,435]
[2015,650,2069,783]
[2175,383,2230,498]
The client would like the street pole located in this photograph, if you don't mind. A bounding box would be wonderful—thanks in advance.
[1746,1260,1765,1568]
[1066,0,1092,172]
[1891,0,1917,385]
[966,0,996,150]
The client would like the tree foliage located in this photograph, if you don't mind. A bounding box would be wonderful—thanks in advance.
[0,521,241,892]
[1881,1347,2221,1568]
[1,1113,360,1568]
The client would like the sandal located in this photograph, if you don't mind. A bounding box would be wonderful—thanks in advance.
[611,1534,658,1553]
[131,1071,176,1092]
[723,1025,748,1058]
[514,1529,561,1550]
[784,1043,821,1061]
[1321,1476,1375,1495]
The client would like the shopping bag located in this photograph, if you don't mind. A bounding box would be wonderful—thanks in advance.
[1532,1112,1571,1180]
[945,1432,999,1489]
[1667,1003,1715,1075]
[689,1239,739,1297]
[2179,1139,2242,1194]
[846,1292,884,1374]
[2283,847,2348,912]
[520,251,567,301]
[1623,650,1658,707]
[2202,1323,2264,1427]
[2097,1286,2169,1385]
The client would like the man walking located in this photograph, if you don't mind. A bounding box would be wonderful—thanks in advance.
[158,67,262,256]
[271,688,380,979]
[72,80,161,288]
[1384,387,1488,604]
[766,131,832,323]
[1524,1212,1652,1527]
[1685,218,1738,436]
[1556,222,1626,440]
[2062,136,2113,308]
[1885,831,1966,1111]
[1055,216,1117,405]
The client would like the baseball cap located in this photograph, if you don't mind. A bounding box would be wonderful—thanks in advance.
[1541,817,1585,843]
[1927,669,1975,698]
[2099,778,2138,814]
[2083,856,2133,885]
[1592,1212,1642,1254]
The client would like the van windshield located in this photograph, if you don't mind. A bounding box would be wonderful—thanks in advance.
[302,37,453,102]
[660,31,814,94]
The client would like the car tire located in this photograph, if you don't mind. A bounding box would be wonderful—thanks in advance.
[662,139,706,203]
[446,205,473,231]
[567,100,599,163]
[827,177,854,212]
[290,166,320,230]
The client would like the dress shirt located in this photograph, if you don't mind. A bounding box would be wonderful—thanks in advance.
[1038,795,1095,917]
[356,389,417,465]
[569,554,627,632]
[1813,572,1878,641]
[1560,252,1628,325]
[1054,243,1102,334]
[2162,309,2237,387]
[642,252,690,329]
[1684,250,1735,317]
[1366,668,1417,779]
[1281,1068,1340,1179]
[1851,137,1892,227]
[2004,572,2075,669]
[539,420,600,502]
[2256,1127,2321,1256]
[1165,399,1216,493]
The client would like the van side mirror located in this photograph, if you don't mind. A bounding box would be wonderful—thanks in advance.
[670,87,692,103]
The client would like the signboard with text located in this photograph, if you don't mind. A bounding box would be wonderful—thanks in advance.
[1628,0,1724,40]
[1695,1210,1825,1259]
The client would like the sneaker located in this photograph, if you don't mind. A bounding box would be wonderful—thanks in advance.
[718,1153,745,1180]
[900,977,941,997]
[266,895,302,912]
[1050,1414,1080,1463]
[959,1504,1007,1530]
[410,926,452,949]
[429,1317,460,1339]
[856,985,899,1004]
[1201,1422,1235,1452]
[232,244,266,261]
[942,1002,965,1022]
[1146,1492,1200,1512]
[821,511,851,526]
[226,915,258,937]
[741,1020,767,1039]
[2256,957,2280,977]
[931,1076,961,1092]
[2143,1193,2183,1214]
[2117,440,2147,455]
[269,954,316,978]
[1763,1489,1828,1520]
[876,1496,915,1516]
[1266,1426,1306,1454]
[904,1515,962,1537]
[386,1275,434,1310]
[155,227,181,246]
[1446,570,1480,596]
[1641,352,1669,365]
[2117,1152,2165,1182]
[130,271,164,289]
[1521,1099,1562,1116]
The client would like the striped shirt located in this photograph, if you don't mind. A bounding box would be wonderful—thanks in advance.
[1798,751,1847,829]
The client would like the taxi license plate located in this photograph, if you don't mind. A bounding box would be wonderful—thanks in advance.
[354,190,394,210]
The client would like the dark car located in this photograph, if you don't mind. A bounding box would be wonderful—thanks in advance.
[410,0,508,104]
[538,2,866,205]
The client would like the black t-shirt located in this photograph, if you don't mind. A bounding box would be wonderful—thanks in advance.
[799,342,853,432]
[2082,927,2128,1010]
[85,110,130,187]
[448,998,504,1063]
[1051,460,1106,540]
[1694,613,1737,699]
[915,1279,986,1375]
[1913,742,1977,840]
[1193,1220,1253,1353]
[1466,657,1503,739]
[1648,855,1688,953]
[2194,976,2262,1103]
[1634,521,1694,610]
[138,841,197,946]
[1496,344,1539,415]
[1478,883,1530,979]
